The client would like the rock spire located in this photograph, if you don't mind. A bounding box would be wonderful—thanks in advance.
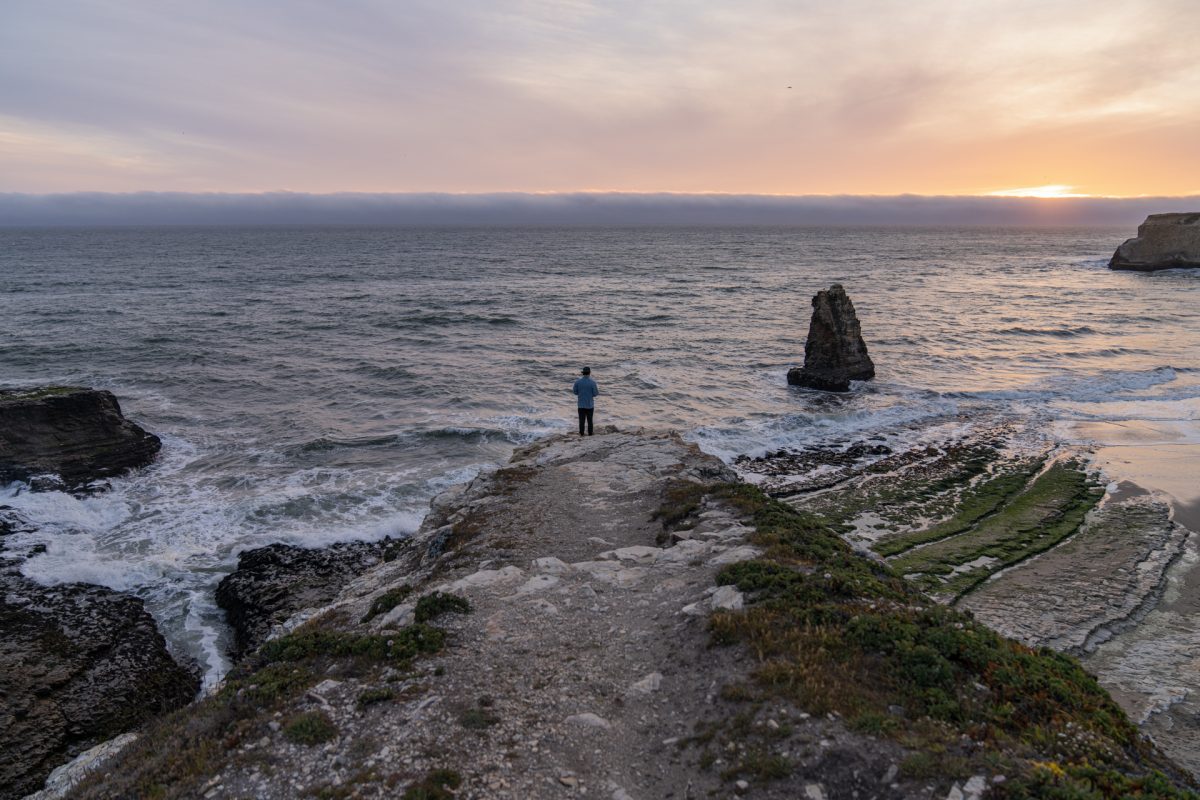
[786,284,875,392]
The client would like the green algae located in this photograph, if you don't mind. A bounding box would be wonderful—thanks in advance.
[794,442,1003,535]
[873,457,1045,557]
[0,385,82,402]
[888,461,1103,600]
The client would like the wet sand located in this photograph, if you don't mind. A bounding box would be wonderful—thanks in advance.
[1070,419,1200,529]
[1049,420,1200,773]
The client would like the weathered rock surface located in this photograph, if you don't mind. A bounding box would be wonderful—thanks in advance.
[786,284,875,391]
[215,538,405,660]
[0,387,161,489]
[1110,213,1200,271]
[70,430,1195,799]
[0,572,199,800]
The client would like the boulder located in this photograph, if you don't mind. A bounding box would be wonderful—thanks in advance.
[1110,213,1200,271]
[215,538,406,660]
[0,573,199,800]
[0,387,161,489]
[786,284,875,392]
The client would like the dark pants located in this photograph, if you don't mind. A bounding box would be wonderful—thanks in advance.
[577,407,594,435]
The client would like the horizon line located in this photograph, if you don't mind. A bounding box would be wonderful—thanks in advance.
[6,189,1200,200]
[2,190,1197,228]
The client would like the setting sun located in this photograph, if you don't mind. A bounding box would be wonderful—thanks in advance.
[987,185,1092,198]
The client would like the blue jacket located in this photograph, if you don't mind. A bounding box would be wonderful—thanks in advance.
[573,376,599,409]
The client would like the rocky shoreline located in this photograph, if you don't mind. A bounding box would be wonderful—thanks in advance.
[0,388,197,800]
[59,429,1199,798]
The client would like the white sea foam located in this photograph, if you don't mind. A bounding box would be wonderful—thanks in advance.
[6,428,499,684]
[687,393,963,461]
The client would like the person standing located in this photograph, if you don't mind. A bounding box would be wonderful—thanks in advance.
[572,366,599,436]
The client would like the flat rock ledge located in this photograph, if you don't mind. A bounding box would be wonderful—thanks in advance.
[1110,213,1200,271]
[0,387,161,490]
[0,572,199,800]
[69,429,1195,800]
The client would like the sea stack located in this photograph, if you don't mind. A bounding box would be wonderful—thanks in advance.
[1110,213,1200,271]
[787,284,875,392]
[0,387,161,489]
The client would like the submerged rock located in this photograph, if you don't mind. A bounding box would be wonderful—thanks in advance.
[215,538,405,660]
[787,284,875,392]
[0,387,161,489]
[0,573,199,800]
[1110,213,1200,271]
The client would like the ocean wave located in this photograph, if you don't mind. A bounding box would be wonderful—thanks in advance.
[998,325,1097,338]
[961,366,1183,405]
[287,433,404,454]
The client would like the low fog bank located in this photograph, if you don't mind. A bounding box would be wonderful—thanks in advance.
[1,192,1196,227]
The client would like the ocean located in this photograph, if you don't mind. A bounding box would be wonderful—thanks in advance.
[2,225,1198,683]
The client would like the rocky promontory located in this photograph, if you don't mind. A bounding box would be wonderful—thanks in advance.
[1110,213,1200,271]
[787,284,875,392]
[0,572,199,800]
[67,430,1195,800]
[0,387,161,490]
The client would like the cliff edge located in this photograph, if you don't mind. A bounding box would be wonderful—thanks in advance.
[1110,213,1200,271]
[67,430,1194,799]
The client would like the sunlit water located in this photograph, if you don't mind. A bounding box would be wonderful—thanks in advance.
[2,225,1198,681]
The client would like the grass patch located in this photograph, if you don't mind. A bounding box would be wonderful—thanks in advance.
[413,591,472,623]
[356,687,395,710]
[67,618,449,799]
[652,479,710,529]
[720,751,792,783]
[284,711,338,745]
[402,769,463,800]
[706,482,1195,798]
[362,585,413,622]
[459,708,500,730]
[259,624,444,665]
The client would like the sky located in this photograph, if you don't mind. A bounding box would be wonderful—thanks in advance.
[2,0,1199,200]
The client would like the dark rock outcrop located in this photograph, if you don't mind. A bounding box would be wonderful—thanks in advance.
[0,573,199,800]
[1110,213,1200,271]
[786,284,875,392]
[0,387,161,489]
[216,538,406,660]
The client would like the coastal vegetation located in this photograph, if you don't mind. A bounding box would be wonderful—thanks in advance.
[702,482,1193,797]
[69,611,462,798]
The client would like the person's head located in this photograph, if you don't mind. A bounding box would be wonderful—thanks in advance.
[581,366,591,376]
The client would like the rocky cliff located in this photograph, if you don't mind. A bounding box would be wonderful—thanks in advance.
[0,387,161,490]
[0,573,199,800]
[786,284,875,392]
[1110,213,1200,271]
[66,430,1195,800]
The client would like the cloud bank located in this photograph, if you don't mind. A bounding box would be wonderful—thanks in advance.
[3,1,1199,196]
[1,192,1195,227]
